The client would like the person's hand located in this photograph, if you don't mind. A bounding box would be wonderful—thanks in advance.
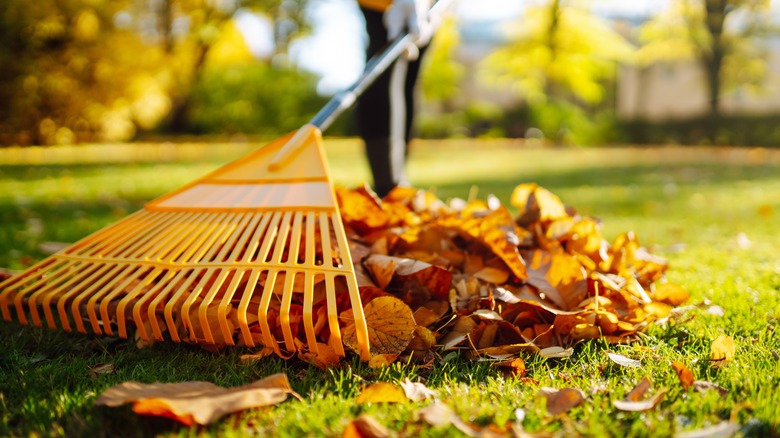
[383,0,432,57]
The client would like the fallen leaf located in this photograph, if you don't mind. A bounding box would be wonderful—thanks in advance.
[400,378,436,402]
[356,382,407,404]
[692,380,728,396]
[496,358,527,377]
[538,387,586,415]
[671,361,695,391]
[606,352,641,368]
[539,346,574,359]
[625,376,652,402]
[342,414,390,438]
[95,373,295,426]
[240,347,275,363]
[342,296,416,357]
[298,342,341,369]
[710,335,736,368]
[368,354,398,368]
[612,391,666,412]
[675,421,740,438]
[88,363,115,379]
[418,402,477,436]
[652,283,689,306]
[613,377,665,412]
[439,316,478,349]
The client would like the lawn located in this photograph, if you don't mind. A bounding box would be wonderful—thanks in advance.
[1,139,779,437]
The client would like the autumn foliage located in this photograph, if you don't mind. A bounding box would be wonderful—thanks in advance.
[236,182,688,366]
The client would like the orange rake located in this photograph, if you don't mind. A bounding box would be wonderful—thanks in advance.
[0,129,369,359]
[0,0,456,361]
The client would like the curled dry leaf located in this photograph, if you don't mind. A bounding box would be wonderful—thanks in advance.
[418,402,478,437]
[606,352,642,368]
[539,346,574,359]
[692,380,728,396]
[676,421,740,438]
[88,363,115,379]
[342,414,390,438]
[539,387,586,416]
[613,377,665,412]
[342,296,416,357]
[356,382,407,404]
[95,373,295,426]
[400,378,436,402]
[710,335,736,368]
[671,361,695,391]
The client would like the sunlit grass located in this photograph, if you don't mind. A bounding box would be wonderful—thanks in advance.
[1,140,779,437]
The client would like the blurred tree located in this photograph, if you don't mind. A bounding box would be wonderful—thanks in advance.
[0,0,172,144]
[478,0,634,144]
[638,0,772,122]
[0,0,312,145]
[138,0,310,132]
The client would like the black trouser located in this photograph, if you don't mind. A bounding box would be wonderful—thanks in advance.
[356,7,427,197]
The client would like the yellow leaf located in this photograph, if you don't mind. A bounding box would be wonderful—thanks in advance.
[356,382,407,404]
[342,296,416,357]
[653,284,689,306]
[710,335,736,367]
[95,373,295,425]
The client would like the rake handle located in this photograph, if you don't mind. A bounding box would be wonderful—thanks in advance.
[269,0,457,170]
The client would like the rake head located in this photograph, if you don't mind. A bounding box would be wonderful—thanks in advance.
[0,128,371,361]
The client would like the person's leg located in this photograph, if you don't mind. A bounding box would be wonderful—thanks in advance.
[357,8,406,198]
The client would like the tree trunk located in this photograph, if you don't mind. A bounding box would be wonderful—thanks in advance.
[702,0,727,141]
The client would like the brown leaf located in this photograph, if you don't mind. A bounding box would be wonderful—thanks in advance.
[400,378,436,402]
[625,376,652,402]
[439,316,478,349]
[614,377,665,412]
[356,382,407,404]
[523,248,588,310]
[95,373,295,425]
[671,361,695,391]
[539,387,586,415]
[342,296,417,357]
[710,335,736,368]
[88,363,115,379]
[364,255,453,301]
[692,380,728,396]
[367,354,398,368]
[342,414,390,438]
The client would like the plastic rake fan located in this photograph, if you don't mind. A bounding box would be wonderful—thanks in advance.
[0,129,370,360]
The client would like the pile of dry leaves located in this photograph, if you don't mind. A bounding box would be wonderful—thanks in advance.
[257,182,689,367]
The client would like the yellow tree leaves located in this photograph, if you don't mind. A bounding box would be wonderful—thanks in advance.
[95,373,296,426]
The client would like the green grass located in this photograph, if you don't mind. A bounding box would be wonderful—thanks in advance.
[1,139,779,437]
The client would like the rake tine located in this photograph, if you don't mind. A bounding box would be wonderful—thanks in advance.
[41,261,103,329]
[258,269,281,355]
[237,269,262,347]
[145,269,186,340]
[324,274,345,356]
[302,272,318,354]
[96,265,154,336]
[163,268,203,342]
[197,268,231,344]
[17,259,76,326]
[118,267,173,339]
[180,268,216,342]
[59,263,115,332]
[332,211,370,361]
[6,259,69,324]
[278,270,297,352]
[217,269,246,346]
